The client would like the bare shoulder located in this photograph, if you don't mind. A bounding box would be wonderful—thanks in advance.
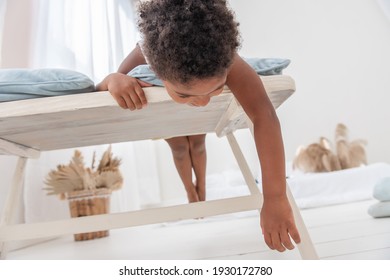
[226,54,271,118]
[226,54,261,85]
[227,54,247,76]
[226,54,264,92]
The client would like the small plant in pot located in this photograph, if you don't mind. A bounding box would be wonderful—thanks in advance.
[44,145,123,241]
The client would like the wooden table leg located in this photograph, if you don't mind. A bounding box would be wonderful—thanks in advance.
[286,185,319,259]
[0,157,27,259]
[226,133,260,196]
[226,131,318,259]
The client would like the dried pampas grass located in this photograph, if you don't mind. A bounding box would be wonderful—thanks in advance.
[44,145,123,198]
[293,123,367,173]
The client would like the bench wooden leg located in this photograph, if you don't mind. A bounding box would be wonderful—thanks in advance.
[226,132,318,259]
[0,157,27,259]
[226,133,260,196]
[286,185,319,259]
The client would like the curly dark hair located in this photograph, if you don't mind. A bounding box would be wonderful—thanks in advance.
[137,0,240,84]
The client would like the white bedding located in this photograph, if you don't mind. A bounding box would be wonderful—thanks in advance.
[206,162,390,209]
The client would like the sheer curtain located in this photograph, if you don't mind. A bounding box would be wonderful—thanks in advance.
[23,0,165,224]
[0,0,6,66]
[30,0,138,81]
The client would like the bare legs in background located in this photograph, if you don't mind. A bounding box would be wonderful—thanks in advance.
[165,134,206,203]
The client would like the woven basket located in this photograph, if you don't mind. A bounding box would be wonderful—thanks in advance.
[67,189,112,241]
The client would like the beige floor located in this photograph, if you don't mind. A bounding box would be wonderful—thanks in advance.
[5,199,390,260]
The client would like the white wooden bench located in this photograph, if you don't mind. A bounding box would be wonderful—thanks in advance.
[0,75,318,259]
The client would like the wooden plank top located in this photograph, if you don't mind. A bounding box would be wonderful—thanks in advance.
[0,75,295,154]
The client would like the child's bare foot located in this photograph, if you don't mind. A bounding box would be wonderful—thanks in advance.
[186,185,199,203]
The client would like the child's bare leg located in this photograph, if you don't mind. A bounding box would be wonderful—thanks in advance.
[188,134,207,201]
[165,136,199,203]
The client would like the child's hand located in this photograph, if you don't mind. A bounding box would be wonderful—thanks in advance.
[260,195,301,252]
[97,73,153,110]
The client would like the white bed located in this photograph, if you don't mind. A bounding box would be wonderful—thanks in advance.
[0,74,318,259]
[205,162,390,210]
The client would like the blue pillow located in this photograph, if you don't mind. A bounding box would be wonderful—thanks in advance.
[244,57,290,75]
[0,68,95,102]
[373,177,390,202]
[128,57,291,86]
[368,201,390,218]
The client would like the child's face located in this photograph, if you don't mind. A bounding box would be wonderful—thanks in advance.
[163,75,227,107]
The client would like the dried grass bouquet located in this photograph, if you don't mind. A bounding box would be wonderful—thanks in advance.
[44,145,123,199]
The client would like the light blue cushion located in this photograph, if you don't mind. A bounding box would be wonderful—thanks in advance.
[244,57,290,75]
[128,65,163,86]
[368,201,390,218]
[128,57,291,86]
[373,177,390,202]
[0,68,95,102]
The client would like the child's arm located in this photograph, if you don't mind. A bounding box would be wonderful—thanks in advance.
[96,44,152,110]
[226,54,301,252]
[117,43,148,74]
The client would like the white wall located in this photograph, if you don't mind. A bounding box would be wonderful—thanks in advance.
[159,0,390,202]
[229,0,390,164]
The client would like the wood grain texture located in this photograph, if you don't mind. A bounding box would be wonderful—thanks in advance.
[0,75,295,153]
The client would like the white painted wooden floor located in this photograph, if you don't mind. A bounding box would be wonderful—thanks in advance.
[6,199,390,260]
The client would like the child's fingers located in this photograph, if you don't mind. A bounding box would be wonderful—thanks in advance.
[107,90,126,109]
[288,225,301,245]
[263,232,274,250]
[121,94,136,111]
[137,80,153,87]
[134,87,148,107]
[134,81,148,107]
[280,230,295,250]
[113,95,128,109]
[129,91,143,110]
[271,232,286,252]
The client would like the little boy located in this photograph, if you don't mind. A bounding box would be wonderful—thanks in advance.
[97,0,300,252]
